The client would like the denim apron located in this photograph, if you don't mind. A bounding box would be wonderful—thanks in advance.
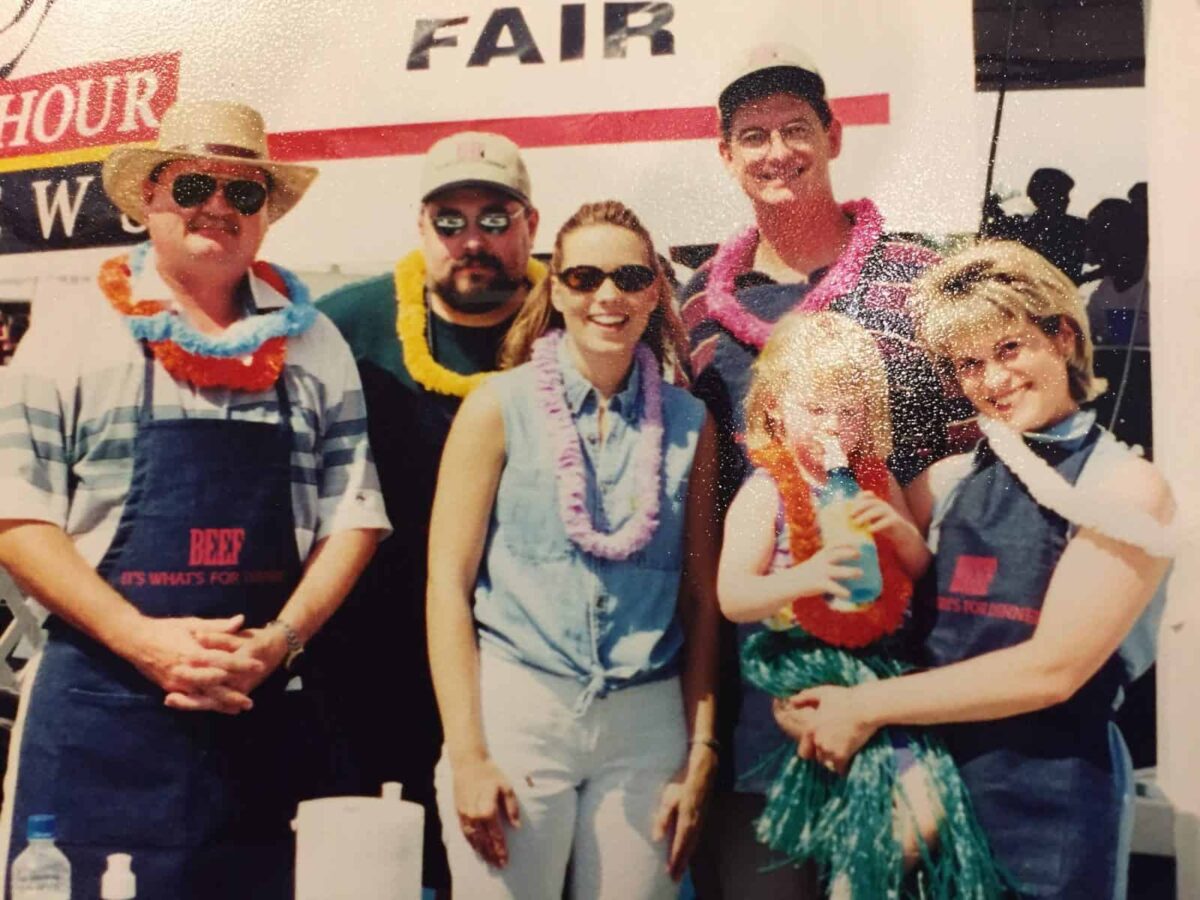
[7,350,308,899]
[917,424,1127,898]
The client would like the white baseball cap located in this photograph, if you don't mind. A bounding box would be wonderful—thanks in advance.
[718,43,830,130]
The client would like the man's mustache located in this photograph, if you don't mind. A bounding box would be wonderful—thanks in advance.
[187,215,240,235]
[452,253,503,274]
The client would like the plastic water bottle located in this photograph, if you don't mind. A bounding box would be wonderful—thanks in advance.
[100,853,136,899]
[815,438,883,610]
[11,814,70,899]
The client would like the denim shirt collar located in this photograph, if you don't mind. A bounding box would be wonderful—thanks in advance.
[1024,407,1096,447]
[557,337,643,424]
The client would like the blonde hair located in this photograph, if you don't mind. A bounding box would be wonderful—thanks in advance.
[909,240,1103,402]
[743,311,892,459]
[498,200,691,377]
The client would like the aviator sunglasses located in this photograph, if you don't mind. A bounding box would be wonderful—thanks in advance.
[431,207,525,238]
[557,264,657,293]
[170,173,269,216]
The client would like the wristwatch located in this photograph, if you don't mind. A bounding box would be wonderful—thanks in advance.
[266,619,304,672]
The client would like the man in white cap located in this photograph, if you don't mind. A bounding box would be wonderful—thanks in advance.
[679,45,955,898]
[0,99,390,899]
[316,130,541,896]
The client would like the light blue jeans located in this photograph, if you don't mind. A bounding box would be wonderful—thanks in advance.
[435,651,687,899]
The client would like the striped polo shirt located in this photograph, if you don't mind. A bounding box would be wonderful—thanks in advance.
[0,257,391,568]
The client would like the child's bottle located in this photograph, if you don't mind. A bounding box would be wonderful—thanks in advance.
[11,814,70,899]
[100,853,136,899]
[815,437,883,610]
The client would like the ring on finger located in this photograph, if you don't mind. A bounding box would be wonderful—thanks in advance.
[822,758,837,772]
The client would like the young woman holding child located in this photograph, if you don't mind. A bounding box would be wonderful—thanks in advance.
[774,241,1174,897]
[427,201,720,899]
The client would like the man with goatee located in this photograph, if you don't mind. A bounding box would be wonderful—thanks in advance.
[317,131,542,897]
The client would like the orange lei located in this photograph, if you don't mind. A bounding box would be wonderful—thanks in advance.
[98,254,287,391]
[749,442,912,648]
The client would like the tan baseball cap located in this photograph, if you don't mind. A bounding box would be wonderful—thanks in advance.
[718,43,830,130]
[420,131,531,205]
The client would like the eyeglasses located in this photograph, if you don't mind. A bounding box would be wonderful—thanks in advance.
[170,173,269,216]
[557,265,657,293]
[732,120,819,154]
[431,207,525,238]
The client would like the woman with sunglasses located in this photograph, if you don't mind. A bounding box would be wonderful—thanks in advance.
[427,200,720,899]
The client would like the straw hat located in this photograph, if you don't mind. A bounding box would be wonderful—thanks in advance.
[102,100,318,224]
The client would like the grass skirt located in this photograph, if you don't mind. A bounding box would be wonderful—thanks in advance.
[741,630,1012,899]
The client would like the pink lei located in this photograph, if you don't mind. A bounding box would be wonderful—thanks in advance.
[531,330,664,561]
[703,198,884,348]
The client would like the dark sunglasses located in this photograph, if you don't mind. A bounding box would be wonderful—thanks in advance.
[557,264,657,293]
[431,208,524,238]
[171,173,269,216]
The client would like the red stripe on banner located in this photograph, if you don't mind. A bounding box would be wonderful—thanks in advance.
[268,94,889,163]
[830,94,890,126]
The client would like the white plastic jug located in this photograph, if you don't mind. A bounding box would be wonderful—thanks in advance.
[293,782,425,900]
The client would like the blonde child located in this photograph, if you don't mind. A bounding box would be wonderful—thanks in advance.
[719,311,1004,899]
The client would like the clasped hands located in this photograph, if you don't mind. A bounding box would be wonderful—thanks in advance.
[122,613,290,715]
[772,684,879,777]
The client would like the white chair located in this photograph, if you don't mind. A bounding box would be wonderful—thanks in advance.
[0,566,43,697]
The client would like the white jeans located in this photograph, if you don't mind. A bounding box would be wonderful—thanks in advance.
[435,651,686,900]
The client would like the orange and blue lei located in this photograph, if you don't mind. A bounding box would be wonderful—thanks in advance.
[98,242,316,392]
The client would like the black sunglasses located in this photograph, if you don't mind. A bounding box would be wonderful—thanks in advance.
[171,173,269,216]
[431,208,524,238]
[557,264,657,293]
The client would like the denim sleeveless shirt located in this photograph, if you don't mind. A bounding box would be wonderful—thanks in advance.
[474,343,705,712]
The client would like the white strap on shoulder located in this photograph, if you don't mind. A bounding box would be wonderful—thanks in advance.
[977,417,1178,558]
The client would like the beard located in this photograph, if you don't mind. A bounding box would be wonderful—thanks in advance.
[434,253,526,314]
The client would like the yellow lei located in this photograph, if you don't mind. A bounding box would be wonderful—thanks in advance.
[393,250,547,397]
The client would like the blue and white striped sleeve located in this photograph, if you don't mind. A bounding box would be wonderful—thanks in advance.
[313,322,391,545]
[0,308,71,529]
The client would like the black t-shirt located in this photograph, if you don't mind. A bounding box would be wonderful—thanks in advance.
[315,273,512,779]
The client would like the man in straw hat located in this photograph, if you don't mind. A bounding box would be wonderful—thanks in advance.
[678,44,957,898]
[316,130,541,895]
[0,99,390,898]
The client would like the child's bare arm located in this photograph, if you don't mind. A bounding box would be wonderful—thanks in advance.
[717,475,861,622]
